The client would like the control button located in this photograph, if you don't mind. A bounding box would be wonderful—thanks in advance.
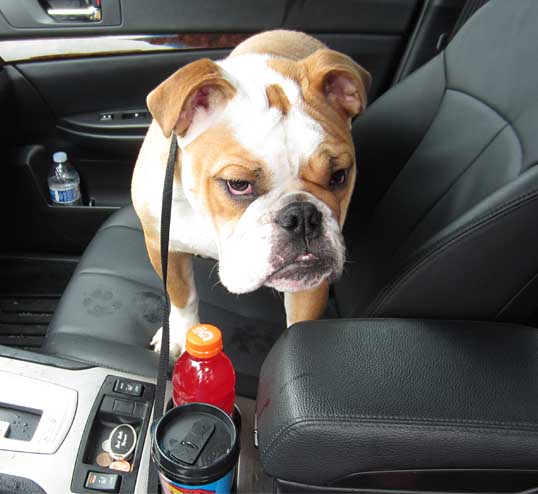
[85,472,120,492]
[112,399,134,415]
[114,379,143,397]
[133,402,148,419]
[121,110,148,119]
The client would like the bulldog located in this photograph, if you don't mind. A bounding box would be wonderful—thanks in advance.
[132,30,371,357]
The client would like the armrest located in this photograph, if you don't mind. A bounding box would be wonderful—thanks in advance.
[256,319,538,488]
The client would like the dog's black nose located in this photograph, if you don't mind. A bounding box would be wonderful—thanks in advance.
[276,202,322,240]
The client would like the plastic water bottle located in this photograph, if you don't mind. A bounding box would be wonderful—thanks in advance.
[172,324,236,416]
[48,151,82,206]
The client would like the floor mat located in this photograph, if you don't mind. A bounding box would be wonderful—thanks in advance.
[0,256,77,350]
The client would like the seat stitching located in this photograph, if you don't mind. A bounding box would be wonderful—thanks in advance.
[262,418,538,463]
[393,119,512,258]
[495,267,538,319]
[301,317,534,332]
[264,412,538,431]
[446,87,524,160]
[45,339,156,376]
[365,60,448,216]
[367,188,538,315]
[98,223,142,234]
[364,80,524,230]
[368,189,538,314]
[442,47,448,83]
[46,328,155,350]
[75,269,163,291]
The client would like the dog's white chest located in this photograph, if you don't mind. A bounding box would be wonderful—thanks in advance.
[144,186,218,259]
[168,196,219,259]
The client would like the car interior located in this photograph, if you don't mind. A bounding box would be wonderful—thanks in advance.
[2,0,538,492]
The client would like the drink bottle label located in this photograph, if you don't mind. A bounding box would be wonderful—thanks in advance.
[50,185,80,204]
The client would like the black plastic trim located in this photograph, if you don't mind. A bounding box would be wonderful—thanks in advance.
[60,109,151,136]
[276,469,538,494]
[12,144,119,253]
[0,0,121,29]
[0,344,93,370]
[392,0,465,84]
[0,0,418,38]
[71,375,155,494]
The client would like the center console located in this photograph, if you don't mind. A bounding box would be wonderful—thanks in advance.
[0,348,266,494]
[0,353,158,494]
[9,317,538,494]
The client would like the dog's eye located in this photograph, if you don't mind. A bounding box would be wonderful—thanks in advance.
[226,180,253,196]
[329,169,347,189]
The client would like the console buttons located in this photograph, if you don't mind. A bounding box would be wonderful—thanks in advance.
[85,472,120,492]
[114,379,143,397]
[133,402,148,419]
[112,398,134,415]
[121,110,148,119]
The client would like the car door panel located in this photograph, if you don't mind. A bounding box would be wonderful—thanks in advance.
[3,0,421,254]
[12,31,403,155]
[0,0,419,37]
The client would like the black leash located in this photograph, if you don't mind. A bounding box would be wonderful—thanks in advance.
[147,135,178,493]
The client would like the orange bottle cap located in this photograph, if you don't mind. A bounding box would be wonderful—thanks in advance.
[185,324,223,359]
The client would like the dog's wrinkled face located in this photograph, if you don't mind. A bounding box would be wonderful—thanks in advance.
[147,51,370,294]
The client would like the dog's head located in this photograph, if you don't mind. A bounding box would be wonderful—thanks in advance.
[147,50,370,294]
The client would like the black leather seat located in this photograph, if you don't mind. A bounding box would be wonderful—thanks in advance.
[337,0,538,322]
[44,206,287,393]
[44,0,538,380]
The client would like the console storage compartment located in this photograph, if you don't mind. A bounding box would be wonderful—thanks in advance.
[256,319,538,493]
[71,375,155,494]
[0,354,157,494]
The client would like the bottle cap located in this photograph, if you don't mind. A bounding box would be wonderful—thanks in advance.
[185,324,223,359]
[53,151,67,163]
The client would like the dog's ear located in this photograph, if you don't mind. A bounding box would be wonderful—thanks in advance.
[147,59,235,139]
[301,49,371,122]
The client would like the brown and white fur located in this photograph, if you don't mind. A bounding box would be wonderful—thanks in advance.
[132,30,371,357]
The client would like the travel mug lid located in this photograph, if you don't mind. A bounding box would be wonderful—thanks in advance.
[151,403,239,485]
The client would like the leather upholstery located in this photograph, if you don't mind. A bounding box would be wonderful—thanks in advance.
[44,205,286,384]
[337,0,538,323]
[256,318,538,485]
[45,0,538,382]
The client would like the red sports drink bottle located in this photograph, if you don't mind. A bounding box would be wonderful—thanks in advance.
[172,324,236,416]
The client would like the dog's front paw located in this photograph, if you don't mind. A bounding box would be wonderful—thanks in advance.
[150,303,199,360]
[150,326,187,361]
